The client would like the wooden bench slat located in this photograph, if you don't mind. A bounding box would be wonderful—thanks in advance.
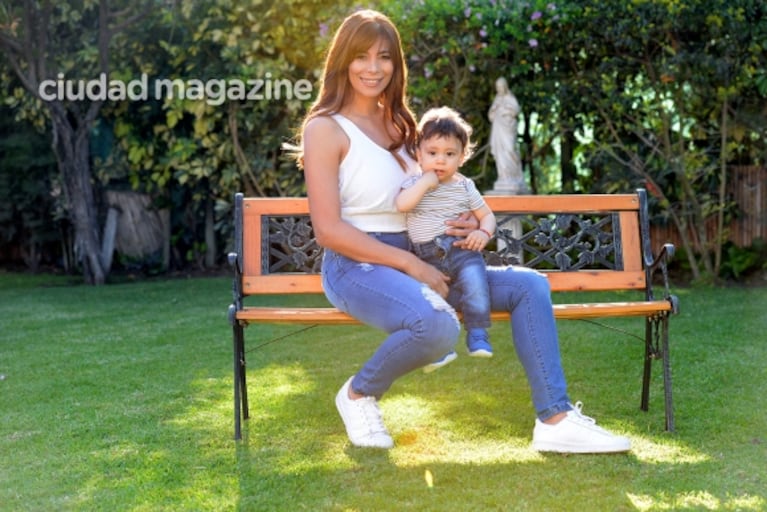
[543,271,647,291]
[236,307,360,324]
[240,193,642,216]
[243,274,323,294]
[619,211,643,272]
[483,193,640,212]
[241,270,648,295]
[243,194,639,216]
[552,301,672,319]
[235,300,672,324]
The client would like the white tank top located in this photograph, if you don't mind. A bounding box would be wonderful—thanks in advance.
[332,114,417,232]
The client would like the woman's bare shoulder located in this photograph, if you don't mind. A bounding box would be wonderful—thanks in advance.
[303,115,349,163]
[304,114,345,139]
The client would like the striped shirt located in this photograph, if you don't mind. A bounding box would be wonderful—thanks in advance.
[402,174,486,243]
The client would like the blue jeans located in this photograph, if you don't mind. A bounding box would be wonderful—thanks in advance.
[321,232,571,420]
[412,235,491,331]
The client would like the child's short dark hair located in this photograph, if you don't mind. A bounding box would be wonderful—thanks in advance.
[416,106,476,160]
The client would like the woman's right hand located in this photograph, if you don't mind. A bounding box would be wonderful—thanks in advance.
[405,255,451,298]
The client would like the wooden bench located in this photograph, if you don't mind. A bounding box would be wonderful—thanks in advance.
[227,189,679,440]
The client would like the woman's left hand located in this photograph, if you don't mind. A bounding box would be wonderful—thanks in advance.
[445,212,479,248]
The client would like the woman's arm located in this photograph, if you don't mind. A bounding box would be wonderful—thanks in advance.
[302,117,450,295]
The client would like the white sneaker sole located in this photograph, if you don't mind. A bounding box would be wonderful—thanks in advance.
[423,351,458,373]
[532,439,631,454]
[468,349,493,358]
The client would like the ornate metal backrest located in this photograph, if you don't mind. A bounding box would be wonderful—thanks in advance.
[261,215,323,274]
[260,211,624,275]
[487,211,623,270]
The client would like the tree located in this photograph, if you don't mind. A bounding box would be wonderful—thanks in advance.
[0,0,151,284]
[0,103,59,271]
[560,0,767,281]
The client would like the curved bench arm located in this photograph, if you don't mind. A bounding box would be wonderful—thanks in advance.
[645,242,678,313]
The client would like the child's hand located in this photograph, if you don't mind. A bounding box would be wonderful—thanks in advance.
[445,212,479,239]
[464,229,491,251]
[421,171,439,189]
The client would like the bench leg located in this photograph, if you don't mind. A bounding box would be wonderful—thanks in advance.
[641,316,675,432]
[660,316,675,432]
[233,321,249,440]
[641,319,653,413]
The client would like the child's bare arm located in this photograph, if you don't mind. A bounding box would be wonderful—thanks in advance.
[395,172,439,212]
[462,204,496,251]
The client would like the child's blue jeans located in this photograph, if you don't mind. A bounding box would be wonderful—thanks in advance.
[411,234,491,331]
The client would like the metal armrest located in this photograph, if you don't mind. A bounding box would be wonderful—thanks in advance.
[645,243,677,312]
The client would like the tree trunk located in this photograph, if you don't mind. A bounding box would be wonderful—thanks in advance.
[521,113,536,194]
[714,98,729,278]
[560,126,576,193]
[204,195,216,268]
[49,106,107,285]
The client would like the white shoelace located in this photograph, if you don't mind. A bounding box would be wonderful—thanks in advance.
[569,401,597,425]
[356,396,389,435]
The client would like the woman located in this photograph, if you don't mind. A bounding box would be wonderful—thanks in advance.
[295,9,630,453]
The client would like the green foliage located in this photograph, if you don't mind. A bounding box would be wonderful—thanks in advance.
[2,0,766,278]
[719,239,767,280]
[0,0,165,284]
[0,106,60,270]
[540,0,766,279]
[103,0,354,201]
[96,0,354,268]
[383,0,571,192]
[384,0,767,282]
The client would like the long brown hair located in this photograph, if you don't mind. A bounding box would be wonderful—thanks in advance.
[292,9,417,166]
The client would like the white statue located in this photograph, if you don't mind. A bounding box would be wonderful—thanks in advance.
[488,77,525,193]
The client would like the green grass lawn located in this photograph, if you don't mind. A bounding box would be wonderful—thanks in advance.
[1,270,765,511]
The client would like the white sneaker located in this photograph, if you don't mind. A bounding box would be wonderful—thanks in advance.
[335,376,394,449]
[532,402,631,454]
[423,351,458,373]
